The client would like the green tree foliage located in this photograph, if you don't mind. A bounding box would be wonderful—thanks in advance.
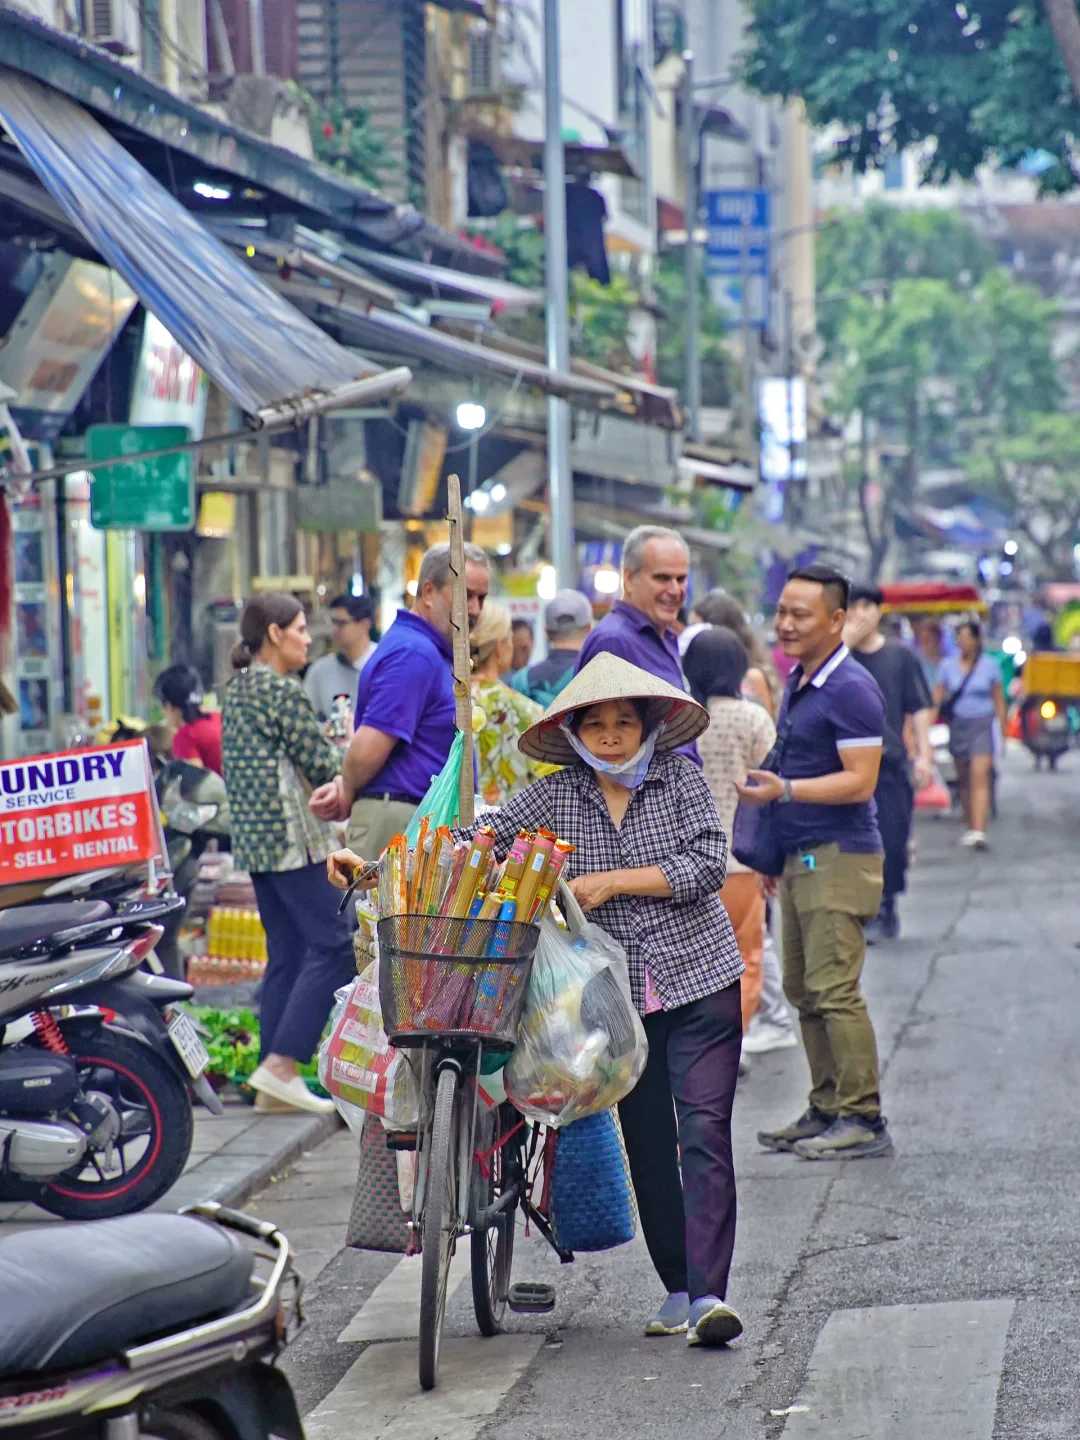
[816,206,1059,575]
[968,413,1080,579]
[742,0,1080,193]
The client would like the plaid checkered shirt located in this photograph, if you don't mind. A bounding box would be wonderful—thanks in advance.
[460,752,744,1014]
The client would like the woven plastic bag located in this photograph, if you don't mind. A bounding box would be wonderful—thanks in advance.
[318,962,420,1130]
[504,887,647,1129]
[549,1109,636,1252]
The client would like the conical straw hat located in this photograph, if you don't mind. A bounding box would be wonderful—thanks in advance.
[517,652,709,765]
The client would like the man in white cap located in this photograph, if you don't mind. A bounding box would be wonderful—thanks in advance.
[511,589,594,709]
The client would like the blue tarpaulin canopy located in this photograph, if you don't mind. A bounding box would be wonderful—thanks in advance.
[0,68,408,419]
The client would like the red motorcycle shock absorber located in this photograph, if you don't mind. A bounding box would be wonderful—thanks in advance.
[31,1011,69,1055]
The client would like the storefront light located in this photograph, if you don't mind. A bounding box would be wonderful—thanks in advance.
[1003,539,1019,556]
[469,490,491,514]
[456,400,486,431]
[496,543,512,557]
[1001,635,1021,656]
[406,580,418,598]
[537,565,557,601]
[594,564,620,595]
[193,181,232,201]
[489,482,507,504]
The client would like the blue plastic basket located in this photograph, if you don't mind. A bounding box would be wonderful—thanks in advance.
[549,1110,636,1253]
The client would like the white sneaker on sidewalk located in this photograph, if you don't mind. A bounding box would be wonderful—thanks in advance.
[961,830,988,850]
[249,1064,336,1115]
[742,1020,798,1055]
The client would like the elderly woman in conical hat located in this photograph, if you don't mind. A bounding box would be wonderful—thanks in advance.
[328,653,746,1349]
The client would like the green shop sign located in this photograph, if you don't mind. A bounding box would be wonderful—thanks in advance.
[87,423,195,531]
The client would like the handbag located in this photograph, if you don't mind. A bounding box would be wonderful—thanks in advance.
[344,1115,411,1254]
[548,1108,637,1253]
[937,660,977,726]
[730,718,792,878]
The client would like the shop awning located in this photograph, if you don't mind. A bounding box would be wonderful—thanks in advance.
[275,276,617,405]
[0,69,408,420]
[677,455,756,493]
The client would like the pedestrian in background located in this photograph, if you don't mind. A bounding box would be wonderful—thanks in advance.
[303,593,376,722]
[221,592,350,1115]
[689,590,779,718]
[512,589,593,708]
[155,663,222,775]
[469,600,552,806]
[740,565,892,1160]
[308,543,490,858]
[845,584,934,941]
[684,626,779,1038]
[934,618,1007,851]
[686,592,794,1052]
[510,617,535,674]
[575,525,699,763]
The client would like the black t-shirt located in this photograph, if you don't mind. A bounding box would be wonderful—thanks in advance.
[851,641,933,761]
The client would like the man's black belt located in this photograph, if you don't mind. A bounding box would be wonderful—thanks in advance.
[358,791,421,806]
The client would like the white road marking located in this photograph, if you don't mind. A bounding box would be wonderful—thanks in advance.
[305,1335,545,1440]
[781,1299,1014,1438]
[337,1248,472,1343]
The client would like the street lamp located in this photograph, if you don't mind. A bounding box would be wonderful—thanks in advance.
[455,400,487,525]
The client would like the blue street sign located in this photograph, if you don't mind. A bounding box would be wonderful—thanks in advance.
[704,188,770,278]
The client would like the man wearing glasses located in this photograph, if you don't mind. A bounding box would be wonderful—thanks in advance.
[304,594,376,722]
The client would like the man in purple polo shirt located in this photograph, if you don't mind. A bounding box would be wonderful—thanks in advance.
[575,525,700,764]
[309,541,490,860]
[736,564,893,1161]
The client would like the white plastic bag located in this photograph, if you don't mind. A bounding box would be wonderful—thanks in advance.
[317,962,420,1130]
[504,902,648,1128]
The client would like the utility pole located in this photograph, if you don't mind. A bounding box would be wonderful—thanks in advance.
[248,0,265,75]
[682,50,701,442]
[543,0,574,588]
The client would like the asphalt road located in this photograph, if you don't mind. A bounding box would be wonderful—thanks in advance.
[15,743,1076,1438]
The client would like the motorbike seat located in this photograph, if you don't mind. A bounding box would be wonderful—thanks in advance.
[0,900,115,957]
[0,1213,254,1378]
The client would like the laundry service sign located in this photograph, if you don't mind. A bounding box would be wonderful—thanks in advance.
[0,741,161,885]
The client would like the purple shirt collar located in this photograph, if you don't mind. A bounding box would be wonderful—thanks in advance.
[612,599,679,647]
[394,606,453,661]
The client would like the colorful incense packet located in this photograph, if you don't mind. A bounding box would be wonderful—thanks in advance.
[447,826,497,920]
[514,829,555,921]
[528,839,574,922]
[499,831,533,899]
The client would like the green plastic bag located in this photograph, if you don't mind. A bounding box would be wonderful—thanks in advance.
[405,731,466,846]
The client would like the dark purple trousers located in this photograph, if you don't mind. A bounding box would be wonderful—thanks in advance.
[617,980,742,1302]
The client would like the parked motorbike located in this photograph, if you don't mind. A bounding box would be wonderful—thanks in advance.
[155,759,231,980]
[0,1203,303,1440]
[0,891,221,1220]
[1019,695,1075,770]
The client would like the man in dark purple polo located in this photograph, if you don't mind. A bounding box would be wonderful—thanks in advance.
[575,525,700,764]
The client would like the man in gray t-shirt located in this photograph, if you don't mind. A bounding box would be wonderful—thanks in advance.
[304,593,375,721]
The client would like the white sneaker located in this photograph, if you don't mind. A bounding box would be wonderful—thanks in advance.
[249,1064,337,1115]
[742,1021,799,1055]
[961,830,988,849]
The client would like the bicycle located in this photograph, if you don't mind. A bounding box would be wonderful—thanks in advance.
[377,911,567,1391]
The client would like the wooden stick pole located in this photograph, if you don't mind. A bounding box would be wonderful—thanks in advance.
[446,474,475,828]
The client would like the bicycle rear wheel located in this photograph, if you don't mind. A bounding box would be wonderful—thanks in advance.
[419,1066,459,1391]
[470,1109,517,1335]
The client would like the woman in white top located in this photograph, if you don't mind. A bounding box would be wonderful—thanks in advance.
[684,627,777,1032]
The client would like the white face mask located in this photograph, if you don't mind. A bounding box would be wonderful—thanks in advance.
[560,722,662,790]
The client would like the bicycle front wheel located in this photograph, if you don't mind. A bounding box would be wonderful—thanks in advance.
[419,1066,459,1391]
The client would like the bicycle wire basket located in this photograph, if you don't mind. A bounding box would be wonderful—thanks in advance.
[377,914,540,1048]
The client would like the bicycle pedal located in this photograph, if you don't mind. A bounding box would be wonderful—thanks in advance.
[507,1281,556,1314]
[384,1131,418,1151]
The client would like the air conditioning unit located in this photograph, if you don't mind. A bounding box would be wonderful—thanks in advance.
[86,0,141,60]
[467,22,498,96]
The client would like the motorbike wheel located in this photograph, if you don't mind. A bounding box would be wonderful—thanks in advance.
[142,1405,230,1440]
[38,1026,193,1220]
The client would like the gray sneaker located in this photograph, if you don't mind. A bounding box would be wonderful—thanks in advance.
[645,1291,689,1336]
[793,1115,894,1161]
[758,1106,832,1153]
[687,1296,743,1348]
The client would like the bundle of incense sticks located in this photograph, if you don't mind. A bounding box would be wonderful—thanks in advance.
[375,819,574,934]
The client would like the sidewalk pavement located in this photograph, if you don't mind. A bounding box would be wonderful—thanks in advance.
[0,1095,342,1226]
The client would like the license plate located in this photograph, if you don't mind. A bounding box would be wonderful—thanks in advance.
[167,1010,209,1078]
